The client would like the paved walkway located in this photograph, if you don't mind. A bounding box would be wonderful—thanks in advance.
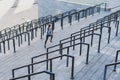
[0,8,117,80]
[0,1,38,30]
[14,0,35,13]
[0,0,15,20]
[0,0,120,80]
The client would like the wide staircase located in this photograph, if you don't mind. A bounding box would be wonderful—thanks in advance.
[0,3,120,80]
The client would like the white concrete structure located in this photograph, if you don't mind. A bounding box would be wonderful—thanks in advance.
[0,0,15,20]
[14,0,35,13]
[0,0,36,21]
[58,0,108,6]
[58,0,120,9]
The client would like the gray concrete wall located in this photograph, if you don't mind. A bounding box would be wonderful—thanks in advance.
[38,0,89,17]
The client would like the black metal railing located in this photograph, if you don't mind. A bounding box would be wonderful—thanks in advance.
[12,54,75,79]
[114,50,120,71]
[10,71,55,80]
[103,50,120,80]
[45,32,101,64]
[56,18,119,60]
[103,62,120,80]
[71,9,120,37]
[32,34,90,64]
[9,4,120,80]
[0,3,107,54]
[30,9,120,80]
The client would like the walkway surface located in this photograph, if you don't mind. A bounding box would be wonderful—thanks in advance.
[0,0,120,80]
[14,0,35,13]
[0,0,15,20]
[0,0,38,31]
[0,7,120,80]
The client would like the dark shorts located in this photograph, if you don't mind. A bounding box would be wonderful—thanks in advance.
[47,35,53,37]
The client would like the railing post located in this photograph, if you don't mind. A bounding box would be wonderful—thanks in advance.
[52,74,55,80]
[97,5,100,13]
[92,7,94,16]
[18,35,20,47]
[28,65,31,80]
[103,65,107,80]
[44,23,47,34]
[91,30,94,46]
[52,21,55,31]
[28,75,31,80]
[7,40,10,50]
[40,26,43,39]
[100,24,103,34]
[28,65,30,74]
[108,27,111,44]
[69,14,72,25]
[3,41,6,54]
[70,34,72,46]
[78,12,80,22]
[98,34,101,53]
[12,70,15,78]
[61,14,63,29]
[24,33,27,42]
[107,21,110,27]
[85,10,87,18]
[59,43,63,60]
[104,3,107,11]
[73,36,75,50]
[28,33,30,46]
[114,51,119,71]
[66,47,69,67]
[13,38,16,53]
[31,58,34,73]
[86,44,90,64]
[35,28,37,37]
[0,43,1,53]
[83,30,85,42]
[50,73,55,80]
[46,48,49,70]
[79,38,82,56]
[71,57,74,79]
[89,8,91,15]
[115,21,119,36]
[50,59,52,70]
[75,12,78,20]
[20,34,23,44]
[42,24,44,36]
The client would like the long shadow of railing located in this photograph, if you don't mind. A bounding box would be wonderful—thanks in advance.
[0,3,106,54]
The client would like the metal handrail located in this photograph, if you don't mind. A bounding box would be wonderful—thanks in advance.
[10,71,55,80]
[12,54,75,79]
[104,62,120,80]
[0,3,111,53]
[71,13,120,37]
[114,50,120,71]
[32,32,90,64]
[1,3,105,37]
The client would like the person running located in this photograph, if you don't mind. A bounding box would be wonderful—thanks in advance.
[44,24,53,48]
